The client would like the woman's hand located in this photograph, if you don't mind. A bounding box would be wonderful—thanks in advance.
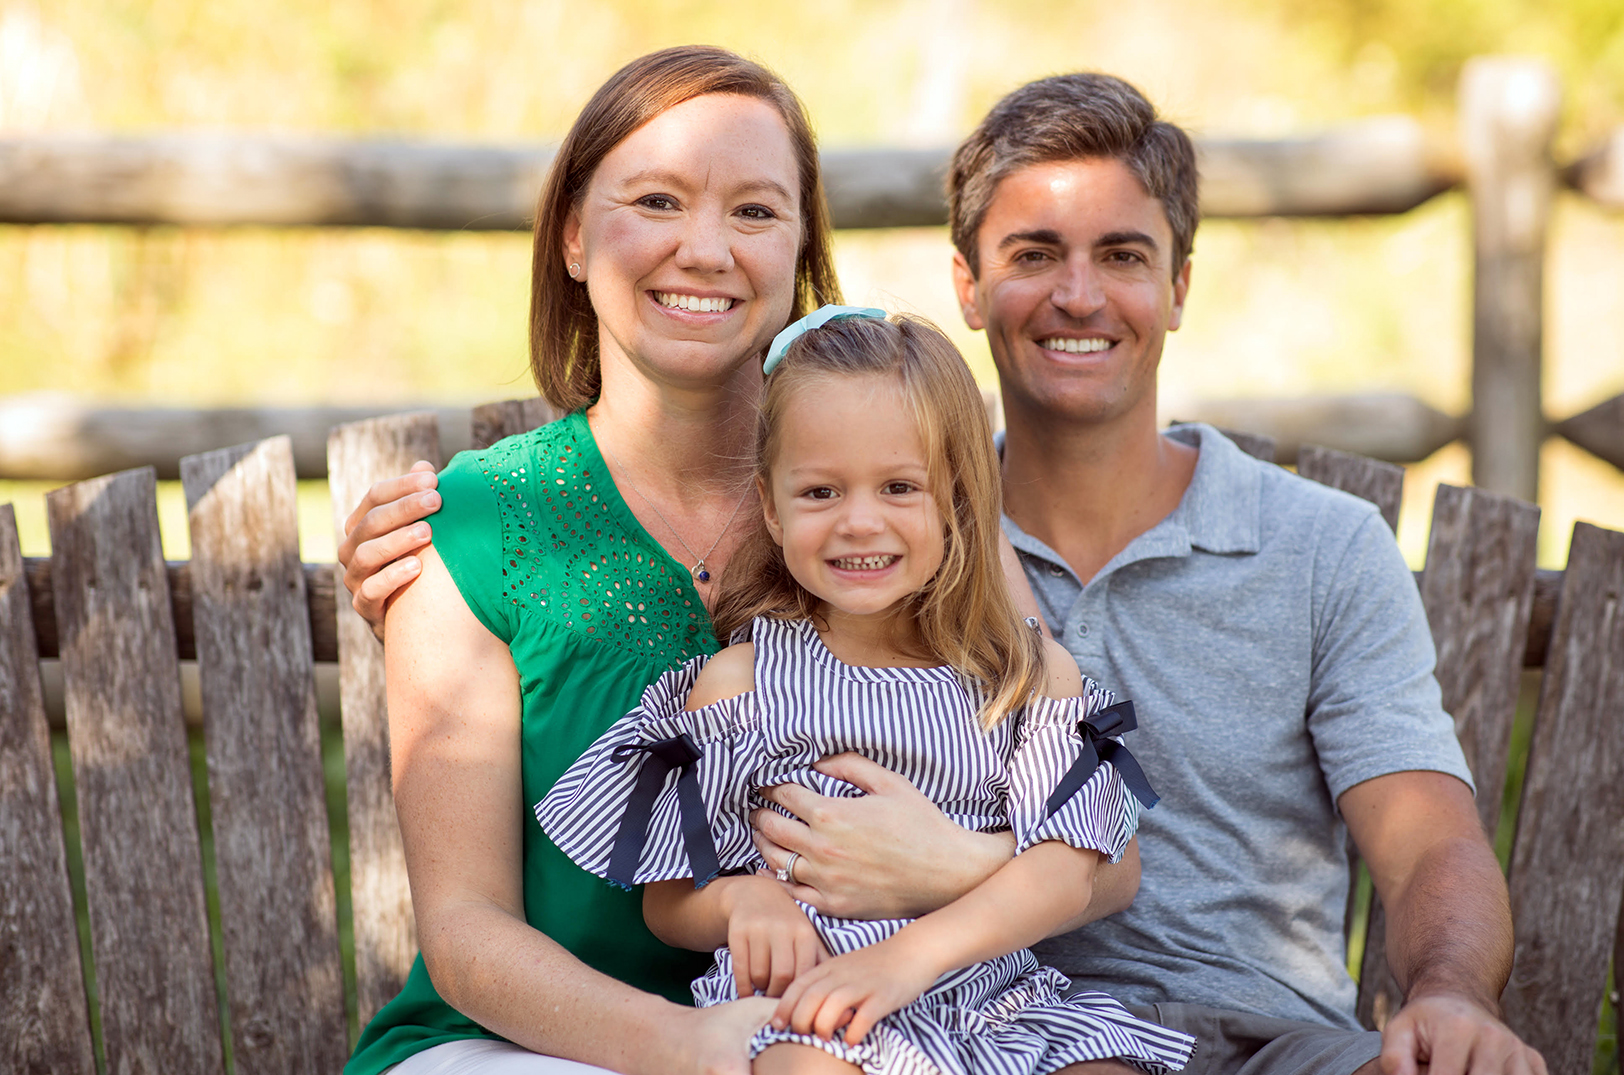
[338,460,441,635]
[674,997,779,1075]
[750,753,1015,920]
[770,938,937,1046]
[723,877,828,998]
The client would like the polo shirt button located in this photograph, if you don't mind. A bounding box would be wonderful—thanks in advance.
[1075,623,1090,637]
[1048,564,1065,577]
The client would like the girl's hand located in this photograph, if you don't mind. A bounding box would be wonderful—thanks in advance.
[723,876,828,998]
[770,939,938,1045]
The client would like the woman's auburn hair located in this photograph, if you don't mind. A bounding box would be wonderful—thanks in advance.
[529,45,841,412]
[709,315,1047,729]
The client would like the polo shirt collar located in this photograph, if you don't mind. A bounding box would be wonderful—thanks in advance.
[1163,423,1262,556]
[999,423,1262,579]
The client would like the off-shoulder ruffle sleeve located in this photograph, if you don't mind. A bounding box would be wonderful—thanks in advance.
[1006,679,1157,862]
[534,655,762,888]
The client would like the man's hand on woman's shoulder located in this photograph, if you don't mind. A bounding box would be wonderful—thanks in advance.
[337,460,440,636]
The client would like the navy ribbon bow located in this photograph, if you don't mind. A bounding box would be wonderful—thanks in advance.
[1042,700,1160,820]
[606,734,721,889]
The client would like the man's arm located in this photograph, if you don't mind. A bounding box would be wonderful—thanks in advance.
[1340,771,1545,1075]
[750,635,1141,925]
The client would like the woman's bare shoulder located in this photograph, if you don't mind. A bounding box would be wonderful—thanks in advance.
[683,642,757,710]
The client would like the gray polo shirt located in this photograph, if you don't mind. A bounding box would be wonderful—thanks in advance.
[1011,424,1473,1030]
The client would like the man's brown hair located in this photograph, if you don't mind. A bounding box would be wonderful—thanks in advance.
[948,72,1199,279]
[530,45,841,412]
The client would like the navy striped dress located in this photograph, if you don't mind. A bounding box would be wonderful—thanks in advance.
[536,616,1195,1075]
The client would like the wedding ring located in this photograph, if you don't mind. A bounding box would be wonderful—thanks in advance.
[776,851,801,885]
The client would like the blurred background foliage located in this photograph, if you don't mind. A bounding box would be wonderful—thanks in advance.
[1,0,1622,567]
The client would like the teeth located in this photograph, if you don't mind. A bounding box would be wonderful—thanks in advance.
[832,554,899,570]
[655,291,735,313]
[1039,337,1112,354]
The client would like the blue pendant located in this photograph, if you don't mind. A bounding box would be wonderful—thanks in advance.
[696,568,711,582]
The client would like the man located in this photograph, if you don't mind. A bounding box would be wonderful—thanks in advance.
[338,72,1546,1075]
[934,73,1543,1075]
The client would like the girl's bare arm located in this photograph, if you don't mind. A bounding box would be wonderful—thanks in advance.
[645,876,826,999]
[386,548,771,1074]
[773,840,1101,1043]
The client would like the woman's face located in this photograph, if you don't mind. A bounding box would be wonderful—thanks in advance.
[564,92,803,393]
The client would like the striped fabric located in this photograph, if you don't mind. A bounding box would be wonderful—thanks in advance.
[535,617,1194,1074]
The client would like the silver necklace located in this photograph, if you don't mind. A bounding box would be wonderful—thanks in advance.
[600,441,752,583]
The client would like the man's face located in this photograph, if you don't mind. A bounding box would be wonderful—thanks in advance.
[953,156,1190,429]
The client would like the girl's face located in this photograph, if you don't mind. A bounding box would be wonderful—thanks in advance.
[761,373,947,623]
[564,92,803,394]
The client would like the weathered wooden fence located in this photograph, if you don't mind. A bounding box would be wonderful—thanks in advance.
[5,407,1623,1073]
[1,56,1622,495]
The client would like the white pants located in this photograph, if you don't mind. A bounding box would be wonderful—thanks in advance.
[386,1039,617,1075]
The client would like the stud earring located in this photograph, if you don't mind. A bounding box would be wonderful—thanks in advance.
[568,262,581,279]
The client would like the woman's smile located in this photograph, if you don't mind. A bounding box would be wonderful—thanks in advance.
[651,290,739,315]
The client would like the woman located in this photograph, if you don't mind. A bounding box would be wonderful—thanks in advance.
[342,46,1136,1075]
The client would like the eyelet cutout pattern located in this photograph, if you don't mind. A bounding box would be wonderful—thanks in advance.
[480,417,716,668]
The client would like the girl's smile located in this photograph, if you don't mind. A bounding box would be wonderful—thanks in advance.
[762,373,946,630]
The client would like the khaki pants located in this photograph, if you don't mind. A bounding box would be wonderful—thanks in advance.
[1128,1003,1382,1075]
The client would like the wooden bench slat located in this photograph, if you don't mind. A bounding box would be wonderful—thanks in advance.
[327,414,441,1024]
[46,468,225,1075]
[471,397,558,452]
[1501,521,1624,1074]
[0,504,97,1075]
[1296,444,1405,532]
[1419,484,1541,831]
[182,438,349,1075]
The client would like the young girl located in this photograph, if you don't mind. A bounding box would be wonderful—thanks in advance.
[536,308,1195,1075]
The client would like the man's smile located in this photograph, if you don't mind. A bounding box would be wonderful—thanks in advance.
[1038,337,1114,354]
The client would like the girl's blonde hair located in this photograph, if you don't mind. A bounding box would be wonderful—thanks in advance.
[710,314,1046,728]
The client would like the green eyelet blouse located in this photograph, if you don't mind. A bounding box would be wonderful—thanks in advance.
[346,411,718,1075]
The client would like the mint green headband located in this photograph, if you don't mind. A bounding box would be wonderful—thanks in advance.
[762,304,888,375]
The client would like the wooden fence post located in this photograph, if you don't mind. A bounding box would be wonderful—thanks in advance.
[1461,57,1560,504]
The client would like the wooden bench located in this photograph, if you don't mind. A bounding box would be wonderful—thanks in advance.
[2,406,1620,1075]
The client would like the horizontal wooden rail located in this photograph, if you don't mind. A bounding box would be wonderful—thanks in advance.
[1564,124,1624,210]
[0,121,1471,231]
[0,395,474,481]
[8,390,1623,481]
[15,555,1565,669]
[1,124,1616,232]
[1173,393,1466,465]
